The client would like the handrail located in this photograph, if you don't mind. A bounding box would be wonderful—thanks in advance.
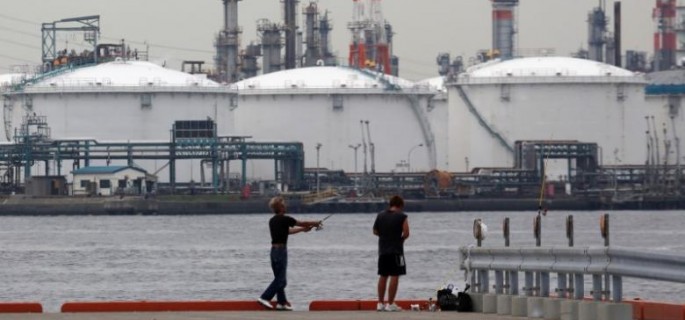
[459,246,685,302]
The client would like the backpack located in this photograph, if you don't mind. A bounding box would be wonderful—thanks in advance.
[437,284,473,312]
[436,288,458,311]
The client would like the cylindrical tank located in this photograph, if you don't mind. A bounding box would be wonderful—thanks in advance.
[446,57,648,172]
[233,66,437,179]
[2,60,237,182]
[417,76,448,169]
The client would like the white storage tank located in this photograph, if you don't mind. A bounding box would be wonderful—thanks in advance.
[446,56,648,172]
[233,66,437,178]
[416,76,449,169]
[2,60,237,182]
[645,70,685,167]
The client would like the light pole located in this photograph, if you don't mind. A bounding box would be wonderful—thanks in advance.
[349,144,361,190]
[348,144,361,174]
[316,143,322,193]
[407,143,424,172]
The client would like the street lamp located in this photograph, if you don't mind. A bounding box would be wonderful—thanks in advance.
[407,143,424,172]
[348,144,361,174]
[316,143,322,193]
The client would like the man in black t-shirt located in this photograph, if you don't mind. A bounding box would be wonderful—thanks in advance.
[257,196,321,311]
[373,195,410,312]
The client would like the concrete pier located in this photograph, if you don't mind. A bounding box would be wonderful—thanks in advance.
[0,312,525,320]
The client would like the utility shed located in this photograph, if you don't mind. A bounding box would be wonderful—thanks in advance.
[72,166,155,196]
[25,176,68,196]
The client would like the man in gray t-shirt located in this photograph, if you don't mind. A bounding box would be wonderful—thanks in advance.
[372,195,410,312]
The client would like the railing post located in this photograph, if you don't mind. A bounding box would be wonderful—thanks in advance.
[495,270,504,294]
[541,272,550,297]
[557,273,567,299]
[525,271,534,296]
[592,274,603,301]
[510,271,519,295]
[472,219,488,293]
[503,217,511,294]
[574,273,584,300]
[534,214,542,296]
[612,275,622,302]
[601,214,611,301]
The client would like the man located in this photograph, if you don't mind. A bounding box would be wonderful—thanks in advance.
[373,195,410,312]
[258,196,321,311]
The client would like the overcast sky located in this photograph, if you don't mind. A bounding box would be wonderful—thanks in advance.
[0,0,656,81]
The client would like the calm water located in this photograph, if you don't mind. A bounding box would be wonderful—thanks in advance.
[0,210,683,312]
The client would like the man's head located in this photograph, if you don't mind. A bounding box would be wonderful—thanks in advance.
[388,195,404,210]
[269,196,286,214]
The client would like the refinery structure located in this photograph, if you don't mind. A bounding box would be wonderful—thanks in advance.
[2,0,685,210]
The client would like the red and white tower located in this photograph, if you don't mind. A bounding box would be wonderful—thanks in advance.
[654,0,677,71]
[491,0,518,60]
[347,0,393,74]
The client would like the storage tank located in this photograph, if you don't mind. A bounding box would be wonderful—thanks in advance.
[645,70,685,166]
[2,59,237,182]
[446,56,648,172]
[233,66,437,179]
[416,76,448,169]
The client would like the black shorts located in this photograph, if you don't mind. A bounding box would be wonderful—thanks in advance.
[378,254,406,276]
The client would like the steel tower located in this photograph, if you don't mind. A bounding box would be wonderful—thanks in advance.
[491,0,518,60]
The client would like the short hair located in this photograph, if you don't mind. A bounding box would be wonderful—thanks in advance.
[269,196,285,213]
[388,195,404,208]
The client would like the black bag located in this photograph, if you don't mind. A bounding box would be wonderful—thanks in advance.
[437,288,458,311]
[455,291,473,312]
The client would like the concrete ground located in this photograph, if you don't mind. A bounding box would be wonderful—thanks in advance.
[0,311,522,320]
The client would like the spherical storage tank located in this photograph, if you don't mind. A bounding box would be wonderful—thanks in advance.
[2,60,237,182]
[233,66,438,178]
[446,57,648,172]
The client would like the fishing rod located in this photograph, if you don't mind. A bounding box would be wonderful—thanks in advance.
[315,212,337,231]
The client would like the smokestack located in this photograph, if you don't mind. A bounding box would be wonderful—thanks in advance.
[614,1,621,67]
[492,0,518,60]
[284,0,299,70]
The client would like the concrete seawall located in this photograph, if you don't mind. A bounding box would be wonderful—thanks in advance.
[0,195,681,215]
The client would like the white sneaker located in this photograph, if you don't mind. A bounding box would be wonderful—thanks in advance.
[276,303,293,311]
[386,303,402,312]
[257,298,273,309]
[376,302,386,311]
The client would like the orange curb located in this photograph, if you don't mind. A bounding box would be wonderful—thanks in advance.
[0,302,42,313]
[627,300,685,320]
[61,300,275,313]
[310,300,430,311]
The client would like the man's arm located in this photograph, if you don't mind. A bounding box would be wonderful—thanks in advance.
[290,220,321,234]
[401,218,410,241]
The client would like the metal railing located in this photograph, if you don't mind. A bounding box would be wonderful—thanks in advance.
[459,215,685,303]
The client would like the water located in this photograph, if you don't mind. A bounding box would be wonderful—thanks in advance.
[0,210,684,312]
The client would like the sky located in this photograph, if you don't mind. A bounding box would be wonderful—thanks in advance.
[0,0,656,81]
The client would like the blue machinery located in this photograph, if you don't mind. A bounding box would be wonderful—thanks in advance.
[0,120,304,193]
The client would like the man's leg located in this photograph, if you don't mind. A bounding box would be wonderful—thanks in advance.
[377,276,388,303]
[387,276,399,304]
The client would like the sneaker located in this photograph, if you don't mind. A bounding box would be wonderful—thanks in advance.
[257,298,273,309]
[376,302,386,311]
[386,303,402,312]
[276,303,293,311]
